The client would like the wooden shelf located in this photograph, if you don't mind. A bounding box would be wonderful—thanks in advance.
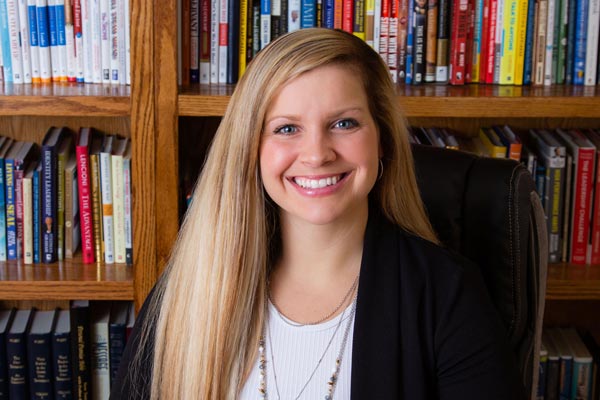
[546,263,600,300]
[0,83,130,116]
[178,84,600,118]
[0,257,133,300]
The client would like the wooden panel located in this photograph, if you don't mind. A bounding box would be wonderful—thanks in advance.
[0,84,130,116]
[154,0,180,273]
[0,116,130,143]
[178,84,600,117]
[131,0,158,309]
[544,300,600,343]
[0,259,133,300]
[546,264,600,300]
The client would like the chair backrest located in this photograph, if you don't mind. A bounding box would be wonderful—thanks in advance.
[412,144,548,399]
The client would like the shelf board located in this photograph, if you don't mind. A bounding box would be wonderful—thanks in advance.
[0,83,130,116]
[546,263,600,300]
[178,84,600,118]
[0,257,133,300]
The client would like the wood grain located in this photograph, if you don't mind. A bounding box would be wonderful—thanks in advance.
[178,84,600,118]
[546,264,600,300]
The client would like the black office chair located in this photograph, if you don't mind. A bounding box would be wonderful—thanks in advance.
[412,144,548,399]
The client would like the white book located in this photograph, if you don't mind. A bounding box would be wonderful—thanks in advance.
[64,0,76,80]
[81,0,93,82]
[585,0,600,85]
[91,303,111,400]
[288,0,300,31]
[111,139,126,264]
[493,0,505,83]
[218,0,228,83]
[109,0,119,83]
[99,138,114,264]
[17,0,32,82]
[543,0,555,85]
[73,0,84,81]
[260,0,270,50]
[117,0,125,84]
[210,0,219,83]
[6,0,24,83]
[90,0,102,82]
[99,0,110,82]
[373,0,381,52]
[47,0,60,80]
[123,141,132,264]
[27,0,41,81]
[124,0,129,84]
[55,0,67,80]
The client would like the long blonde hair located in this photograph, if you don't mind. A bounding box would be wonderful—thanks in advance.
[135,28,437,399]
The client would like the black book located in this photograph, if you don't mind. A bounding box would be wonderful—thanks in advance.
[52,310,72,399]
[70,301,90,399]
[28,309,57,400]
[0,309,16,399]
[109,302,129,383]
[7,309,34,399]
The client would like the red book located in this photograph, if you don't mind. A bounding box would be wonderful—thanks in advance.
[464,0,475,82]
[555,129,596,265]
[583,129,600,264]
[484,0,497,83]
[342,0,354,33]
[449,0,469,84]
[478,0,490,81]
[76,128,96,264]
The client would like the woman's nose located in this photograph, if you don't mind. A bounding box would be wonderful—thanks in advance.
[298,129,336,166]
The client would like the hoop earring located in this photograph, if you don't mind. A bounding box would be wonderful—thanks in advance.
[378,159,384,180]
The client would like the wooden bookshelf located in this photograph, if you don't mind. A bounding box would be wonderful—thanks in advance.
[178,84,600,118]
[0,258,134,300]
[547,264,600,300]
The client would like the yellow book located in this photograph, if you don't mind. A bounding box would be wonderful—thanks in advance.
[499,0,519,84]
[365,0,376,47]
[512,0,529,85]
[111,138,127,264]
[239,0,249,77]
[479,128,507,158]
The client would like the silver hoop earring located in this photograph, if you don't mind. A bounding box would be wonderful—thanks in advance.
[378,159,384,180]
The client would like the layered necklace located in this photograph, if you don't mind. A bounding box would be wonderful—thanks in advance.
[258,276,359,399]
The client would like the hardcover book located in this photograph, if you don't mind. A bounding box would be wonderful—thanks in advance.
[0,308,15,398]
[27,309,57,399]
[52,309,72,399]
[91,302,111,400]
[0,137,14,261]
[7,309,34,399]
[70,300,91,400]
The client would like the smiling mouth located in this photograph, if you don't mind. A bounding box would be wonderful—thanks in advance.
[292,173,348,189]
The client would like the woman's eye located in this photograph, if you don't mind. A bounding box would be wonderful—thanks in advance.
[274,125,297,135]
[334,119,359,130]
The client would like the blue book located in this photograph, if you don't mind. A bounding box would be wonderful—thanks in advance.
[52,310,72,399]
[0,309,15,399]
[55,0,66,79]
[41,127,69,264]
[522,0,536,85]
[37,0,52,82]
[405,0,415,84]
[300,0,315,28]
[4,142,23,261]
[548,328,574,399]
[7,309,34,399]
[0,0,13,83]
[260,0,271,48]
[28,309,57,400]
[47,0,58,80]
[573,0,589,85]
[323,0,334,28]
[33,162,42,264]
[28,3,39,80]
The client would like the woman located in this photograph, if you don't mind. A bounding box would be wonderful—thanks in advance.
[111,28,524,399]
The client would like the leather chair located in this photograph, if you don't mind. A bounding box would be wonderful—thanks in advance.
[412,144,548,399]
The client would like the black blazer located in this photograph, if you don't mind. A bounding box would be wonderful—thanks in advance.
[111,209,525,399]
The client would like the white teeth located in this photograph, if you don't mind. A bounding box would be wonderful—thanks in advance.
[294,175,342,189]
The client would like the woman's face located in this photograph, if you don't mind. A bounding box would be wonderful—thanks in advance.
[260,64,381,228]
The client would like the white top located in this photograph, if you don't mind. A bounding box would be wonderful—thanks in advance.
[239,300,356,399]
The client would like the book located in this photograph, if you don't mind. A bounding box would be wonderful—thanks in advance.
[0,137,14,261]
[52,309,72,399]
[70,300,91,399]
[57,134,74,260]
[0,309,15,398]
[495,125,523,161]
[22,164,34,264]
[41,127,69,263]
[542,329,561,399]
[109,302,129,382]
[76,127,97,264]
[547,327,574,398]
[555,128,596,265]
[7,309,34,399]
[449,0,469,84]
[64,147,80,259]
[36,0,52,82]
[111,137,127,264]
[32,162,42,263]
[99,135,115,264]
[537,343,548,399]
[561,328,594,399]
[529,129,566,263]
[478,127,507,158]
[91,302,111,400]
[90,133,105,266]
[27,309,57,399]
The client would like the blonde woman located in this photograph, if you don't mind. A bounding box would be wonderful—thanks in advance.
[111,28,524,399]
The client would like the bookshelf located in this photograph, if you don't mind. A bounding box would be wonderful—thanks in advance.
[0,0,157,310]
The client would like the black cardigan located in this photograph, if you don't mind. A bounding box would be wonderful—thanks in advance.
[111,210,526,399]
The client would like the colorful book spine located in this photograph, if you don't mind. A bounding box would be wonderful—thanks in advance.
[435,0,449,81]
[533,0,547,84]
[41,146,58,263]
[499,0,518,84]
[218,0,228,83]
[200,0,210,82]
[33,163,41,263]
[55,0,67,81]
[73,0,84,82]
[260,0,271,45]
[112,152,125,264]
[0,0,14,83]
[492,0,504,83]
[484,0,497,83]
[573,0,588,85]
[555,0,568,83]
[76,143,94,264]
[584,0,599,85]
[388,0,398,81]
[99,151,114,264]
[0,157,7,261]
[90,153,104,265]
[353,0,365,39]
[289,0,301,30]
[23,171,32,264]
[47,0,60,80]
[341,0,352,31]
[5,157,16,260]
[411,0,426,84]
[449,0,469,84]
[238,0,248,76]
[364,0,375,45]
[379,0,390,67]
[470,0,483,82]
[404,0,414,83]
[64,0,75,81]
[123,155,132,265]
[397,0,409,79]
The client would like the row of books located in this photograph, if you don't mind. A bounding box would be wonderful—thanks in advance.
[0,301,134,400]
[0,126,133,266]
[409,125,600,266]
[0,0,130,85]
[180,0,600,86]
[537,327,599,400]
